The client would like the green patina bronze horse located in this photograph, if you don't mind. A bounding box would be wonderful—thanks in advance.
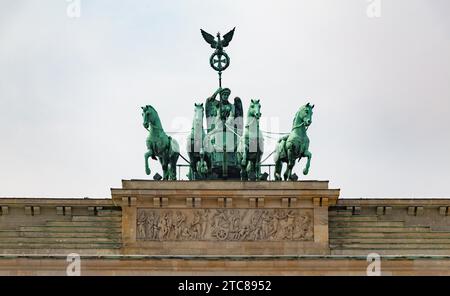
[186,103,210,180]
[274,103,314,181]
[237,99,264,180]
[141,105,180,180]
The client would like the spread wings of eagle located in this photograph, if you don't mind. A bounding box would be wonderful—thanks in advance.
[200,27,235,49]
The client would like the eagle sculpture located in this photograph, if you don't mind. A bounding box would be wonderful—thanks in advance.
[200,27,235,51]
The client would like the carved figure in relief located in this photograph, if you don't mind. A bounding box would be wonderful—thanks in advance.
[159,212,172,240]
[151,212,160,240]
[137,211,147,239]
[211,209,229,240]
[261,211,272,239]
[174,211,187,239]
[281,210,295,240]
[136,209,313,242]
[247,210,260,240]
[190,211,202,239]
[295,214,313,240]
[238,225,250,240]
[229,212,242,240]
[191,210,209,239]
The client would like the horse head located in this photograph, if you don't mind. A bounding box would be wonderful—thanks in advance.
[141,105,159,130]
[294,102,314,128]
[194,103,204,121]
[249,99,262,120]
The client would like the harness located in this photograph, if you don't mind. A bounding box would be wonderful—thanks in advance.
[281,122,307,158]
[145,123,173,156]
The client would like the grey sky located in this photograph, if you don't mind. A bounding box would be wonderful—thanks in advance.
[0,0,449,198]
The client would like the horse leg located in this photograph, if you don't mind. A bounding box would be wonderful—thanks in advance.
[190,158,197,180]
[170,162,177,180]
[168,159,175,180]
[252,160,259,181]
[241,151,247,167]
[187,139,194,180]
[283,165,289,181]
[237,150,246,181]
[163,165,169,180]
[205,154,212,176]
[285,147,295,181]
[186,152,191,180]
[187,166,193,180]
[160,158,169,180]
[240,158,247,181]
[303,151,312,175]
[171,152,179,180]
[255,160,261,181]
[144,149,153,176]
[247,160,255,181]
[274,160,282,181]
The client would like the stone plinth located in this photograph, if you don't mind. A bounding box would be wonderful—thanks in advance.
[111,180,340,255]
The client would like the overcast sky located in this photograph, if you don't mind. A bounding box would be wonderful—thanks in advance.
[0,0,449,198]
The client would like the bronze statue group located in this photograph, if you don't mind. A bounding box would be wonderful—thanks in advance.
[141,28,314,181]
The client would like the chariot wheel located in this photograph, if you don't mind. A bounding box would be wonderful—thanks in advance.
[216,229,228,240]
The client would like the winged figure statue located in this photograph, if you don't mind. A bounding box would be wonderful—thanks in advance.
[204,87,243,154]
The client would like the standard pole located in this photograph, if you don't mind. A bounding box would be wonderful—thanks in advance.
[222,118,227,179]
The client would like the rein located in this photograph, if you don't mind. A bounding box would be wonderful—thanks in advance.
[143,109,164,132]
[145,122,163,132]
[292,122,308,131]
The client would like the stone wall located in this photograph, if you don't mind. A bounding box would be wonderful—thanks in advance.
[112,180,339,255]
[0,198,121,255]
[330,199,450,255]
[0,181,450,275]
[1,255,450,275]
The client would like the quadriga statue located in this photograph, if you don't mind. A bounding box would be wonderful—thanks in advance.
[141,105,180,180]
[237,99,264,180]
[186,103,210,180]
[274,103,314,181]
